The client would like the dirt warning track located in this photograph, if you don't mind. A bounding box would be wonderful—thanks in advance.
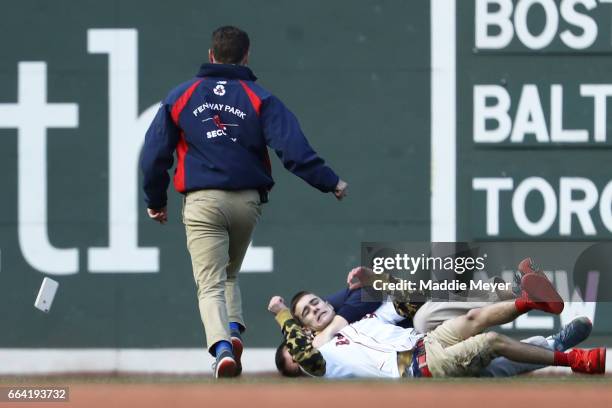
[8,379,612,408]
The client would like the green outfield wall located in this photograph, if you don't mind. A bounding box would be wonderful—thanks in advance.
[0,0,610,352]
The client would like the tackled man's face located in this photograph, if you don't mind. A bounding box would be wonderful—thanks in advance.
[294,293,335,331]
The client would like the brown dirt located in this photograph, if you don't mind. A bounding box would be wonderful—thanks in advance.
[5,380,612,408]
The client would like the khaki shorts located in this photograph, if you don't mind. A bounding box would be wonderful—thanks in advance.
[424,318,495,377]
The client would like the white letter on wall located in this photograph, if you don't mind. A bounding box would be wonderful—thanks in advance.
[473,177,514,235]
[474,85,512,143]
[512,177,557,236]
[87,29,159,273]
[475,0,515,49]
[0,62,79,275]
[559,177,598,235]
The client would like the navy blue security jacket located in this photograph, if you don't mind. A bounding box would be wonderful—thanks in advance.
[140,63,340,209]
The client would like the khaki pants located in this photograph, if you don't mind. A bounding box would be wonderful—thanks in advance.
[424,317,495,377]
[182,189,262,354]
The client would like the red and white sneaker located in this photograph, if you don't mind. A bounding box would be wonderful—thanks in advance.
[231,333,243,376]
[213,350,238,378]
[569,347,606,374]
[519,272,564,314]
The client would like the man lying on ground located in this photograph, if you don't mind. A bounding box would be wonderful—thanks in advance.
[269,266,604,378]
[275,258,592,377]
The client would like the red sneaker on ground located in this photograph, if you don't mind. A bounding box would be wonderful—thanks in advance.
[569,347,606,374]
[519,273,564,314]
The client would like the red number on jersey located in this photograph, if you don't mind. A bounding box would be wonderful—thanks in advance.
[335,334,350,346]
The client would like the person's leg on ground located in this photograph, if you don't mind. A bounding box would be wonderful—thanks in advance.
[479,335,548,377]
[426,330,604,377]
[485,332,605,374]
[480,316,593,377]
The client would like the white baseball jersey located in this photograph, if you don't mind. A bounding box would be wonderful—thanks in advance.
[317,301,424,379]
